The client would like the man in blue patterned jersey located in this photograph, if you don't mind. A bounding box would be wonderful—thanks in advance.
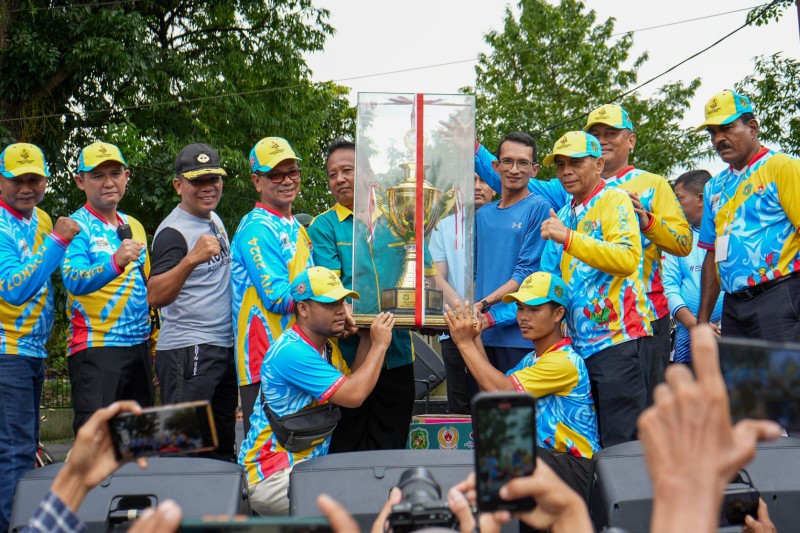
[231,137,313,436]
[148,143,237,461]
[696,90,800,341]
[663,170,723,364]
[62,142,152,434]
[445,272,600,459]
[239,267,395,516]
[0,143,81,532]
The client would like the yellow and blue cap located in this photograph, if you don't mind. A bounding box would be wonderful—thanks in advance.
[291,266,360,303]
[502,272,569,308]
[77,141,127,172]
[584,104,634,131]
[249,137,301,173]
[542,131,602,166]
[695,90,754,132]
[0,143,50,178]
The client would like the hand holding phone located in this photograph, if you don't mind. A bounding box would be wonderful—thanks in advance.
[109,400,218,461]
[471,392,537,512]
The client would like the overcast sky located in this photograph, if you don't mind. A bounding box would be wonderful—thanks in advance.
[305,1,799,172]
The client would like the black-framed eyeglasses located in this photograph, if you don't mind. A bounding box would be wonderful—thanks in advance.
[498,159,534,172]
[258,168,302,184]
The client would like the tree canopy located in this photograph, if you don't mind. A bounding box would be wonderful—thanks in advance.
[0,0,354,234]
[468,0,705,180]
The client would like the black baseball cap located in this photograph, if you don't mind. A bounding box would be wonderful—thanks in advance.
[174,143,227,180]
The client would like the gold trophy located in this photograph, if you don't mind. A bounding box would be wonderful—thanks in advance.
[375,160,457,315]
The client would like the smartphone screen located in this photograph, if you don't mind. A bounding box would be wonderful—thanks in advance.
[109,400,218,461]
[471,392,537,512]
[717,337,800,435]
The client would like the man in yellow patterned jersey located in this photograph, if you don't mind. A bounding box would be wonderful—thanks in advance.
[62,142,152,434]
[539,131,651,447]
[0,143,80,531]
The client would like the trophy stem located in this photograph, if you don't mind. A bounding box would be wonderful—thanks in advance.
[397,243,419,289]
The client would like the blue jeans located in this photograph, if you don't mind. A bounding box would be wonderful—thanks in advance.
[0,354,45,532]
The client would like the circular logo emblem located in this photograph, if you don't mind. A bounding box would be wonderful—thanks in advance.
[197,153,210,164]
[554,286,563,298]
[296,282,306,295]
[743,183,753,196]
[583,220,593,232]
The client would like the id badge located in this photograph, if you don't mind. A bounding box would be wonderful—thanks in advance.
[715,234,730,263]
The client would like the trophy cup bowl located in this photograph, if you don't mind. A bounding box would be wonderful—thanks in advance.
[376,163,457,318]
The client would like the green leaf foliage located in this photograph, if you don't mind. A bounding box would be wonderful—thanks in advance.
[466,0,706,180]
[736,53,800,158]
[0,0,355,235]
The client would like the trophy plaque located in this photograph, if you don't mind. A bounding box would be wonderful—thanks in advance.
[352,93,476,330]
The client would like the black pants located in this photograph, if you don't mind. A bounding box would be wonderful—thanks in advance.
[722,274,800,341]
[483,345,531,375]
[440,338,477,415]
[640,315,671,406]
[156,344,238,461]
[584,339,647,448]
[239,382,261,439]
[329,363,415,452]
[69,342,153,434]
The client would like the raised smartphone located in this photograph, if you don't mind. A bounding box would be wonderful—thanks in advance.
[109,400,218,461]
[471,391,537,512]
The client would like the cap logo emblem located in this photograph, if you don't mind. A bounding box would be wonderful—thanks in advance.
[197,153,210,163]
[554,286,563,298]
[558,136,570,147]
[708,98,720,113]
[597,108,608,117]
[20,149,30,160]
[590,140,599,152]
[98,145,108,154]
[296,282,306,295]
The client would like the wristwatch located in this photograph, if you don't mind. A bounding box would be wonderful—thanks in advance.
[479,299,491,313]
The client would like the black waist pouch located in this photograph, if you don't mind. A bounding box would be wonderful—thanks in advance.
[265,402,341,452]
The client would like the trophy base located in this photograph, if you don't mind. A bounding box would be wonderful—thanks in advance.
[381,287,443,315]
[352,313,448,331]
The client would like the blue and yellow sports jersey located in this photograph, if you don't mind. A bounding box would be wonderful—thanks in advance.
[238,324,348,485]
[0,202,68,358]
[507,338,600,458]
[62,204,150,355]
[230,204,313,386]
[698,148,800,293]
[541,184,651,357]
[605,166,692,319]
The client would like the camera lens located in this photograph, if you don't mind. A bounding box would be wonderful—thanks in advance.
[397,467,442,504]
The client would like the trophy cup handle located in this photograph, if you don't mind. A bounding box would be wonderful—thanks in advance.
[431,187,460,230]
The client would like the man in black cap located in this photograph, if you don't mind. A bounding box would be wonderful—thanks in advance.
[147,143,237,461]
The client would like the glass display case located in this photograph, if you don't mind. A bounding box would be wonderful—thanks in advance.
[351,93,476,329]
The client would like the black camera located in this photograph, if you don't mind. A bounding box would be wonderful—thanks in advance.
[387,468,459,533]
[720,471,760,527]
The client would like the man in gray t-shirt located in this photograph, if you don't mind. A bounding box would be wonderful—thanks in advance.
[148,143,237,461]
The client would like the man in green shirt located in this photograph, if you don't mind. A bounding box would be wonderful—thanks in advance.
[309,139,439,451]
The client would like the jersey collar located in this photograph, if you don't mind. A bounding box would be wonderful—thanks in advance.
[84,203,124,226]
[731,146,769,172]
[539,337,572,358]
[255,202,293,220]
[570,180,606,210]
[333,203,353,222]
[0,198,25,220]
[604,165,635,185]
[291,323,324,354]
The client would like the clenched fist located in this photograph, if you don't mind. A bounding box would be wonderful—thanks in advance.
[53,217,81,243]
[186,234,221,266]
[540,209,568,244]
[114,239,144,269]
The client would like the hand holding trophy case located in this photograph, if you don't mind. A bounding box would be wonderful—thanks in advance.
[352,93,476,330]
